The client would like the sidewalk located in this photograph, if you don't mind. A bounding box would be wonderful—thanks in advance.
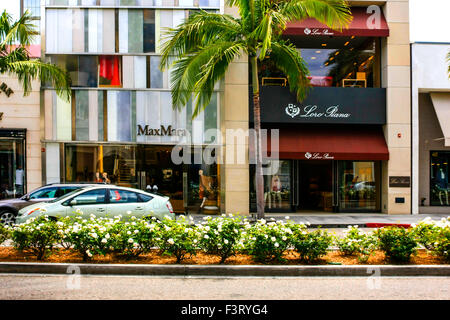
[185,213,450,228]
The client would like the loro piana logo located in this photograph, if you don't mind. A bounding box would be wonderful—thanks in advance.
[304,28,312,35]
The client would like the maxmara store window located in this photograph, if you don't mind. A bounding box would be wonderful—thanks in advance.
[44,89,220,214]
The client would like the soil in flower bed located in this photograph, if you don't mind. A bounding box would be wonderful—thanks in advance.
[0,247,447,265]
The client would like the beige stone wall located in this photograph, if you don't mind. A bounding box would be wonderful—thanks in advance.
[381,0,411,214]
[0,75,42,193]
[221,6,250,215]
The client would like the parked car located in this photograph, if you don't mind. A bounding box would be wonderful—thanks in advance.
[0,183,99,225]
[15,185,175,224]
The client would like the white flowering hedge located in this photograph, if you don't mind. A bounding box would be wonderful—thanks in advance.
[2,215,449,264]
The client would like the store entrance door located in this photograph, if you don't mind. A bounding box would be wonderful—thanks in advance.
[294,160,333,212]
[0,134,26,200]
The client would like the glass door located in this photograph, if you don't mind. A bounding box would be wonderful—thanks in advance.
[0,138,26,199]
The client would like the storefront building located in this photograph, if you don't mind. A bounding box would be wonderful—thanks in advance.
[41,0,222,214]
[0,1,41,200]
[241,1,412,214]
[412,43,450,214]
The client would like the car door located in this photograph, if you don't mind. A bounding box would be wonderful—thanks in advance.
[66,188,107,218]
[106,189,146,219]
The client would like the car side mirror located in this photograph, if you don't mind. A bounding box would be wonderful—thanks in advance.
[69,199,77,206]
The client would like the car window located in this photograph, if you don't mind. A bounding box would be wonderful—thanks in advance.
[29,187,58,199]
[72,189,106,205]
[56,186,81,198]
[108,189,139,204]
[49,188,86,203]
[138,193,153,202]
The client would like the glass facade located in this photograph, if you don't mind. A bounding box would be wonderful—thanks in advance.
[338,161,381,211]
[44,2,222,214]
[250,160,381,213]
[430,151,449,206]
[64,144,219,213]
[0,134,26,199]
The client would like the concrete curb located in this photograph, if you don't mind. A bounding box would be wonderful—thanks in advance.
[0,262,449,277]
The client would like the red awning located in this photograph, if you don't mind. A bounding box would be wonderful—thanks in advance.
[252,126,389,161]
[285,7,389,37]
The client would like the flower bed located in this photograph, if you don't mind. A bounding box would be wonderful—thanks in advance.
[0,214,449,265]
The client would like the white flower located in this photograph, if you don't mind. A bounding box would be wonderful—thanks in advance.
[204,234,209,239]
[134,230,139,234]
[224,239,229,244]
[127,231,132,235]
[133,243,139,248]
[282,236,287,241]
[193,239,198,244]
[285,216,290,220]
[105,233,110,239]
[126,211,132,215]
[101,238,107,244]
[260,219,266,225]
[168,238,175,245]
[86,250,92,258]
[271,237,276,242]
[128,238,134,243]
[274,242,279,248]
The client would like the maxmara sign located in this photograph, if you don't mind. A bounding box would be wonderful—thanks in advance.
[137,125,186,137]
[251,86,386,125]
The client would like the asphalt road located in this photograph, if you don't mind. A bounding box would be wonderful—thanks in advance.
[0,274,449,300]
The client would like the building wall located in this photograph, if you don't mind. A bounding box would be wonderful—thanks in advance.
[222,5,250,215]
[412,43,450,214]
[381,0,411,214]
[418,93,450,213]
[0,76,42,193]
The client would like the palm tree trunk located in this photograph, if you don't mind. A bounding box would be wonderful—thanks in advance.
[250,56,265,220]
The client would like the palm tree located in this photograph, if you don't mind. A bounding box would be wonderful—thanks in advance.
[0,10,71,100]
[160,0,352,219]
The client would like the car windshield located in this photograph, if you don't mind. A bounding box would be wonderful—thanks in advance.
[47,187,88,203]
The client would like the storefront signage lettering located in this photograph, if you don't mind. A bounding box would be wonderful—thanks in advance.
[303,28,335,36]
[137,125,186,137]
[305,152,335,160]
[0,112,3,121]
[286,104,351,119]
[389,176,411,188]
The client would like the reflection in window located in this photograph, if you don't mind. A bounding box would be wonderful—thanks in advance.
[339,161,380,211]
[260,38,380,88]
[250,160,291,211]
[99,56,122,87]
[431,152,449,206]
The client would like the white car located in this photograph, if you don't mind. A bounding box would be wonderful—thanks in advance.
[15,185,175,224]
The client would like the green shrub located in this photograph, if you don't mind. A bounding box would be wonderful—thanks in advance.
[410,217,441,250]
[10,216,61,260]
[197,214,243,264]
[109,216,161,260]
[157,215,198,263]
[292,228,333,263]
[63,215,116,261]
[243,219,295,263]
[336,226,378,263]
[375,226,417,262]
[336,226,365,256]
[0,223,10,245]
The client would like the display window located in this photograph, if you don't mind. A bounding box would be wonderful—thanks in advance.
[430,151,450,206]
[64,144,219,214]
[338,161,381,211]
[0,132,26,199]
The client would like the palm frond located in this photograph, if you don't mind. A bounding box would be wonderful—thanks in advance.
[160,11,242,69]
[280,0,352,31]
[0,10,38,46]
[269,41,311,101]
[6,59,71,100]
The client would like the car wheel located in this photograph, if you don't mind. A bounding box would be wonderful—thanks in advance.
[0,211,16,226]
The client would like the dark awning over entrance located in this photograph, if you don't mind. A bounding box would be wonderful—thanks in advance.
[284,7,390,37]
[255,126,389,161]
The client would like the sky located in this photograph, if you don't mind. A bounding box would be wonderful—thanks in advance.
[410,0,450,43]
[1,0,450,43]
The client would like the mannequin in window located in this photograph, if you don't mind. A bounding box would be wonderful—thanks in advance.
[271,175,282,208]
[95,172,103,183]
[198,170,212,213]
[436,168,449,205]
